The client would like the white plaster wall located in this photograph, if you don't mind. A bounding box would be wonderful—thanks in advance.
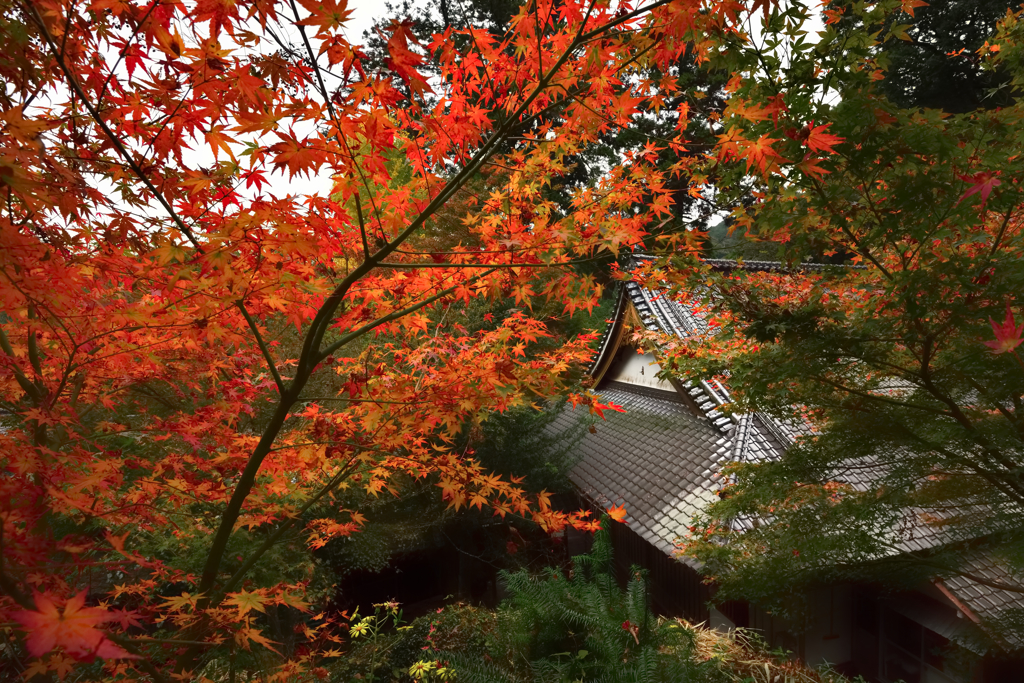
[710,607,736,633]
[607,352,674,391]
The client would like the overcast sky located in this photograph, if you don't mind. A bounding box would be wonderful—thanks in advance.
[343,1,432,46]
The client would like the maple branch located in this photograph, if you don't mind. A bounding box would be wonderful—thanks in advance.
[23,1,204,252]
[282,1,393,243]
[954,371,1024,442]
[355,194,370,260]
[915,336,1024,499]
[25,308,43,381]
[294,0,675,372]
[577,0,677,43]
[235,301,285,395]
[96,0,161,107]
[317,268,498,363]
[177,460,365,671]
[295,398,421,405]
[103,635,173,683]
[140,80,195,163]
[0,520,33,611]
[129,637,219,647]
[808,177,894,281]
[576,0,600,41]
[534,0,543,80]
[891,550,1024,595]
[212,461,358,602]
[189,404,294,624]
[186,268,489,674]
[808,374,955,417]
[373,257,597,269]
[0,325,42,402]
[986,203,1017,261]
[183,7,675,670]
[890,425,1024,506]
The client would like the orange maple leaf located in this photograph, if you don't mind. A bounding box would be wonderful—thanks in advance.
[750,0,777,23]
[796,155,831,180]
[589,399,626,419]
[268,131,323,179]
[295,0,352,38]
[14,592,137,661]
[607,504,628,523]
[741,133,788,176]
[900,0,928,18]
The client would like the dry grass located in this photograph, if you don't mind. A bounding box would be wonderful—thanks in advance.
[678,619,855,683]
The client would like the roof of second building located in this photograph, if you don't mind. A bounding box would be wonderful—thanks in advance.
[941,550,1024,649]
[553,386,731,563]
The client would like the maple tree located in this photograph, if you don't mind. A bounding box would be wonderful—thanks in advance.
[0,0,755,679]
[631,0,1024,645]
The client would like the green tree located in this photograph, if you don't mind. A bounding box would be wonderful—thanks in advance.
[648,0,1024,646]
[872,0,1018,112]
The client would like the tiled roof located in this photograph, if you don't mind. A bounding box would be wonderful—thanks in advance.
[821,455,1011,557]
[942,551,1024,649]
[586,284,628,376]
[553,387,731,564]
[619,260,810,442]
[631,253,860,273]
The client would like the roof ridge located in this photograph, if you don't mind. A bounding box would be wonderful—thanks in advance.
[629,252,860,272]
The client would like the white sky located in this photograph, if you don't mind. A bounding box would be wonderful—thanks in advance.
[252,0,433,201]
[343,1,433,45]
[34,1,829,235]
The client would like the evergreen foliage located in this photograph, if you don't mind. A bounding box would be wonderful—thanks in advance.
[435,517,719,682]
[872,0,1018,112]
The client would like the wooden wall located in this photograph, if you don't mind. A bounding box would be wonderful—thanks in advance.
[608,520,711,623]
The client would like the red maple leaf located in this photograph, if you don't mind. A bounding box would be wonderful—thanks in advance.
[295,0,352,38]
[984,302,1023,355]
[589,399,626,419]
[386,20,433,97]
[957,171,1002,209]
[804,122,844,155]
[14,592,138,661]
[268,131,324,179]
[796,154,831,180]
[750,0,777,23]
[900,0,929,18]
[742,133,788,176]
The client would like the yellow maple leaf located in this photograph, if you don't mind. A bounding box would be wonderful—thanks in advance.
[225,590,266,617]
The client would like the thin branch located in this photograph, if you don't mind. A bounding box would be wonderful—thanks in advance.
[0,326,42,402]
[317,268,497,363]
[24,2,204,252]
[26,307,43,379]
[810,374,954,417]
[355,194,370,260]
[212,461,358,601]
[181,3,676,670]
[373,256,599,269]
[297,397,421,405]
[96,0,161,107]
[235,301,286,395]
